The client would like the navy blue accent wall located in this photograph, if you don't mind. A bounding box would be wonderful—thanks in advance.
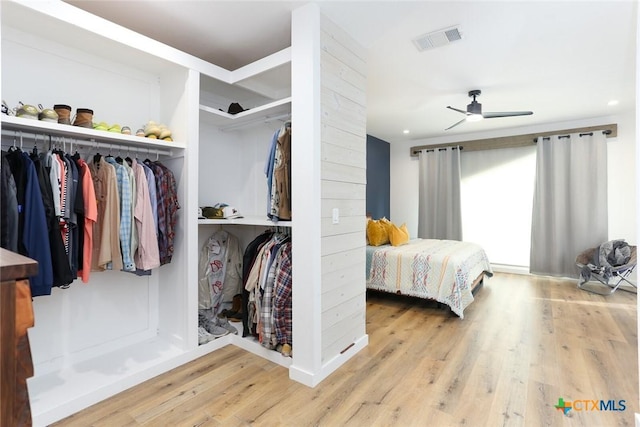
[366,135,390,219]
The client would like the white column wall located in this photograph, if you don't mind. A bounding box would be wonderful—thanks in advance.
[290,3,324,384]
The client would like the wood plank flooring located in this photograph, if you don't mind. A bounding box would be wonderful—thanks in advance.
[53,273,638,427]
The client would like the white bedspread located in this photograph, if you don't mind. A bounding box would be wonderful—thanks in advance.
[367,239,493,318]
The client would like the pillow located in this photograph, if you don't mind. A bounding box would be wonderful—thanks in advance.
[389,223,410,246]
[379,217,393,235]
[367,219,390,246]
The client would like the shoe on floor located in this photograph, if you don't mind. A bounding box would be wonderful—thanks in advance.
[199,313,230,338]
[216,317,238,335]
[198,326,215,345]
[225,294,243,321]
[281,343,292,357]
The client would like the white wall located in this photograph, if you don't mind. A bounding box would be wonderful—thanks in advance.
[319,14,368,367]
[390,113,636,269]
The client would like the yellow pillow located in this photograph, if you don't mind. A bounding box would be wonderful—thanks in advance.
[367,219,389,246]
[379,217,393,236]
[389,223,410,246]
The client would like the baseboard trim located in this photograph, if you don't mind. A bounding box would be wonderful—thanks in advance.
[490,263,531,275]
[289,334,369,387]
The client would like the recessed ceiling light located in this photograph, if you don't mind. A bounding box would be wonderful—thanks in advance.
[403,129,410,134]
[608,100,619,106]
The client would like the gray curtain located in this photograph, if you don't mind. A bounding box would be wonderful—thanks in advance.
[530,132,608,277]
[418,147,462,240]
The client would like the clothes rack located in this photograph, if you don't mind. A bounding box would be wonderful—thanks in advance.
[1,129,173,157]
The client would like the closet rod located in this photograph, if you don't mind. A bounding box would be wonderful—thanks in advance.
[1,129,173,157]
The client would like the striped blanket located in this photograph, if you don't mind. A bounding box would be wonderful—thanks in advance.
[367,239,493,318]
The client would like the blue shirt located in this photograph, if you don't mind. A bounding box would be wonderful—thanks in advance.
[105,157,135,271]
[264,129,279,218]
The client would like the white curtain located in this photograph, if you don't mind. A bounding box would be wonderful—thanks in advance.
[418,147,462,240]
[530,132,608,277]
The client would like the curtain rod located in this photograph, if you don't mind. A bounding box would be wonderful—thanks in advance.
[409,123,617,157]
[420,146,464,153]
[538,129,612,142]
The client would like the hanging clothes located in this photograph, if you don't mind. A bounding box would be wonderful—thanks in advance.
[33,151,73,288]
[265,123,291,221]
[89,155,123,271]
[122,159,138,266]
[0,152,18,251]
[145,160,179,265]
[1,140,178,292]
[198,229,242,316]
[140,160,158,232]
[4,149,54,296]
[75,156,97,283]
[264,129,279,219]
[55,152,70,257]
[243,232,292,350]
[260,241,288,349]
[63,152,80,279]
[241,231,274,337]
[273,241,292,347]
[105,156,135,272]
[132,159,160,271]
[272,126,291,221]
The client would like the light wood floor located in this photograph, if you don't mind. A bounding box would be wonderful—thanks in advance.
[53,273,638,427]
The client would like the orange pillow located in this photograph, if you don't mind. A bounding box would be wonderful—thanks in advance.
[389,223,410,246]
[367,219,389,246]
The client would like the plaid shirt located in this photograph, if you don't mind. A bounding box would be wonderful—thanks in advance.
[145,161,180,265]
[273,241,292,345]
[261,244,286,349]
[106,157,135,271]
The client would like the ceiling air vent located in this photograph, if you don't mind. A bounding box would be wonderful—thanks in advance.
[413,26,462,52]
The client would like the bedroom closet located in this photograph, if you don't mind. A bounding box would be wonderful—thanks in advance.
[1,2,368,425]
[1,136,178,291]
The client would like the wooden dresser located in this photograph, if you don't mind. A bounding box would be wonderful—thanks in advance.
[1,248,38,427]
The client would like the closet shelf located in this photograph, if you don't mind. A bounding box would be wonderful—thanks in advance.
[199,97,291,130]
[198,215,292,227]
[230,333,293,369]
[1,115,186,151]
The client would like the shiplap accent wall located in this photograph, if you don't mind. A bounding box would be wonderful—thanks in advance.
[319,15,367,364]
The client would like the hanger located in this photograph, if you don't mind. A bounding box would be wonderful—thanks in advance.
[31,134,39,156]
[125,146,133,166]
[115,146,124,164]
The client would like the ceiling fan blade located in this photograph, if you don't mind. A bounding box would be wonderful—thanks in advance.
[482,111,533,118]
[447,106,469,115]
[445,118,467,131]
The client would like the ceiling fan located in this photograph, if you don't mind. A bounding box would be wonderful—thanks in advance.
[445,89,533,130]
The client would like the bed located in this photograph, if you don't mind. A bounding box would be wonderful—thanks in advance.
[366,239,493,318]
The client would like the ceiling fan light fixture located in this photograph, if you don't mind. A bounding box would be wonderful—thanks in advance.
[445,89,533,130]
